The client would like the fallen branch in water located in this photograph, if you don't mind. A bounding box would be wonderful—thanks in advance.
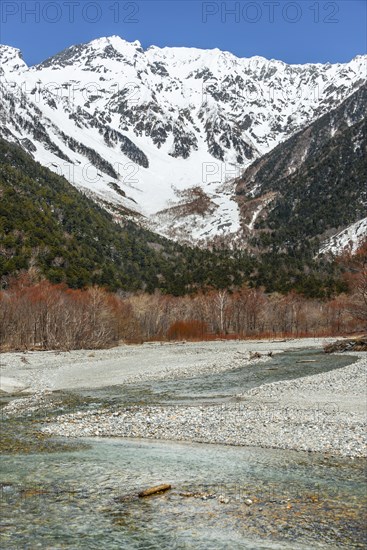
[138,484,172,497]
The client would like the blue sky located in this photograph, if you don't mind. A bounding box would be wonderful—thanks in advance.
[0,0,366,66]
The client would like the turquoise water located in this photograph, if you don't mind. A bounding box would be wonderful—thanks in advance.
[0,348,366,549]
[1,438,366,549]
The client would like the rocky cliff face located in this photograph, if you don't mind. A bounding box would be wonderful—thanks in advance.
[0,36,366,245]
[235,84,367,253]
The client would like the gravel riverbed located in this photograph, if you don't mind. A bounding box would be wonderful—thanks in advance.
[0,338,333,393]
[2,340,366,458]
[38,354,366,458]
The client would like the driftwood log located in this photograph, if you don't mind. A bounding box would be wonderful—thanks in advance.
[324,337,367,353]
[138,484,172,497]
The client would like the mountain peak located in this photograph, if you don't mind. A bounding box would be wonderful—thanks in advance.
[0,44,27,73]
[35,35,144,70]
[88,35,143,52]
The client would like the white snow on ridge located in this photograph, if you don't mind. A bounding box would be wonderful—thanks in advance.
[0,37,366,243]
[320,218,367,255]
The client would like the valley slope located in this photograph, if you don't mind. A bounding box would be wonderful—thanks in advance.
[235,84,367,255]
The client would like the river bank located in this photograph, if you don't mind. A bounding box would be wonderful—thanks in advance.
[2,339,366,458]
[0,338,335,394]
[33,353,365,458]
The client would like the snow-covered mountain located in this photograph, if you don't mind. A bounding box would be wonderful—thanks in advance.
[0,36,366,243]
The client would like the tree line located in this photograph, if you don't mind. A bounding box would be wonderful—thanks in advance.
[0,259,365,351]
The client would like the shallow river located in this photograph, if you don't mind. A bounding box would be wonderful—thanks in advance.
[1,349,366,549]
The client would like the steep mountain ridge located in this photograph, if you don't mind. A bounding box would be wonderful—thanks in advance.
[235,84,367,253]
[0,36,365,243]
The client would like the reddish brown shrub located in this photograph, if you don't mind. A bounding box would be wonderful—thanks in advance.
[167,320,208,341]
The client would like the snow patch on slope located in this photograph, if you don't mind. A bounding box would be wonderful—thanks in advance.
[320,218,367,255]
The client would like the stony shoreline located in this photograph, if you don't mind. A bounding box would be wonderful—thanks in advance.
[41,356,367,458]
[2,340,366,458]
[3,342,367,457]
[0,338,334,393]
